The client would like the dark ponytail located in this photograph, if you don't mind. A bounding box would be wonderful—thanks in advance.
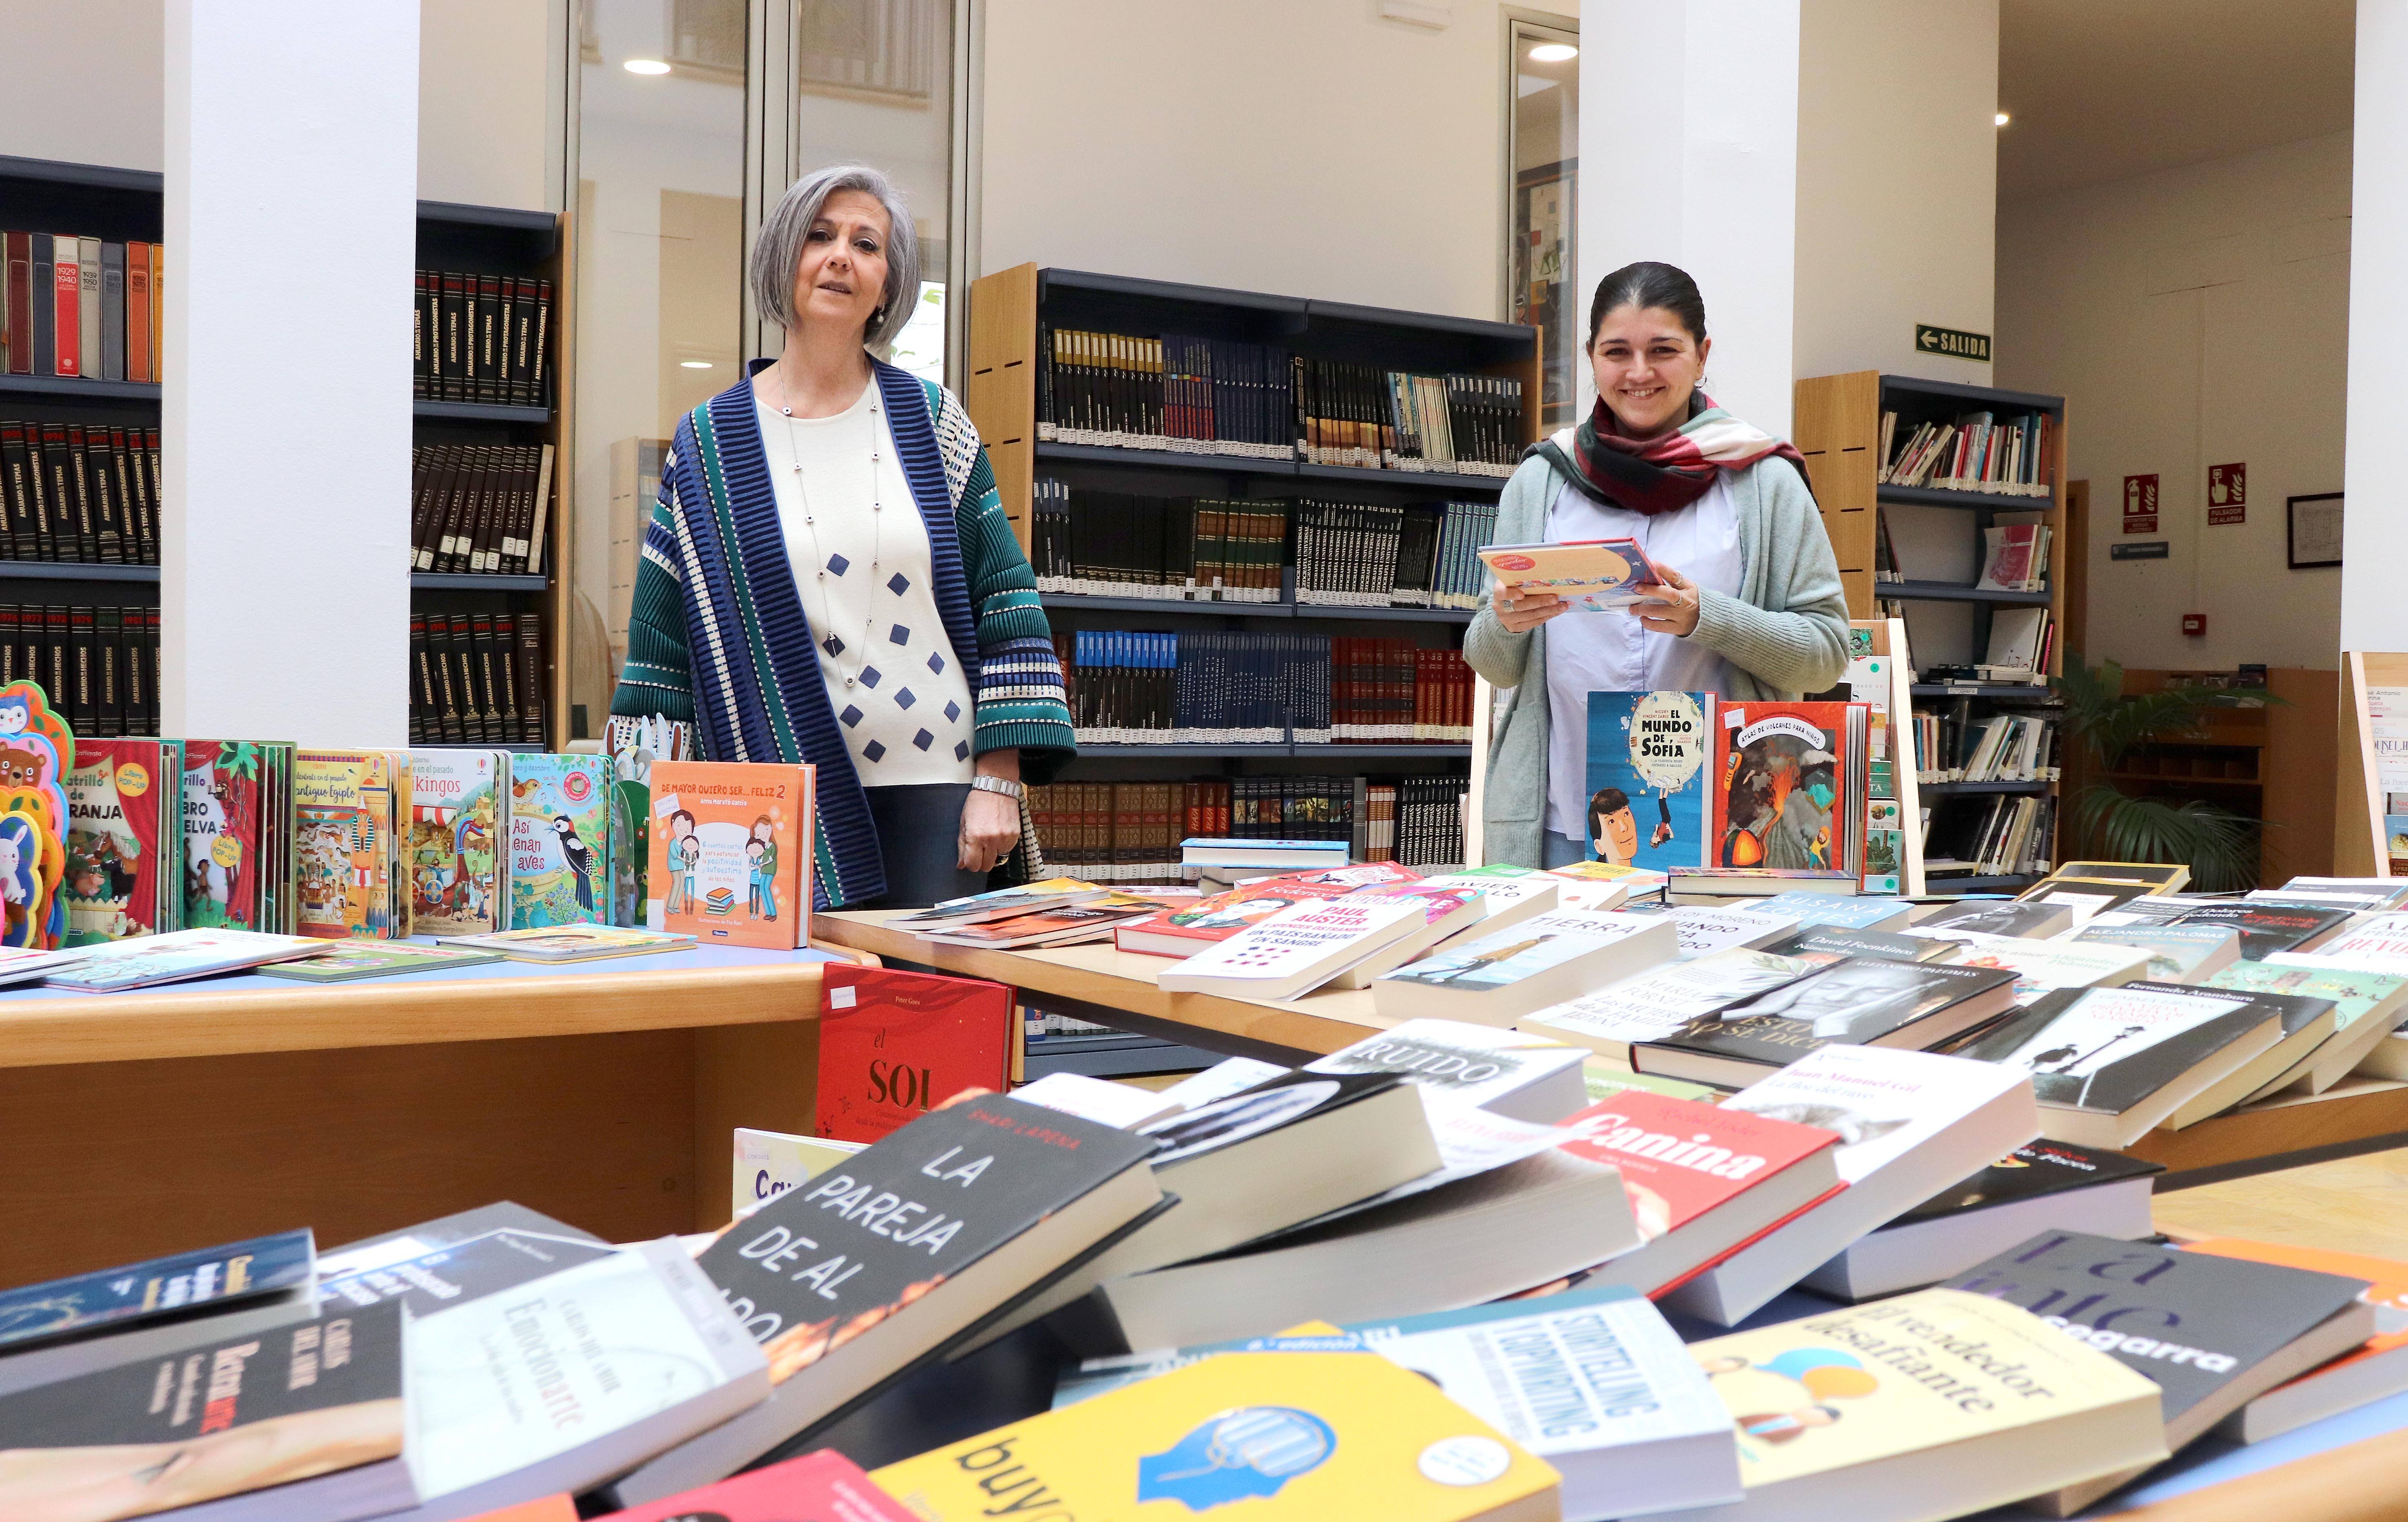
[1588,261,1708,348]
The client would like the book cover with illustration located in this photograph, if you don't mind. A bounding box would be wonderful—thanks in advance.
[44,926,327,991]
[1478,536,1661,611]
[647,760,812,949]
[1584,691,1715,871]
[0,1227,315,1354]
[1114,862,1422,956]
[1707,701,1863,877]
[293,750,410,939]
[873,1351,1560,1522]
[815,964,1014,1143]
[256,940,506,983]
[1520,948,1815,1063]
[1955,983,2276,1129]
[408,749,507,936]
[1637,958,2019,1084]
[63,739,181,946]
[182,739,269,932]
[507,754,612,929]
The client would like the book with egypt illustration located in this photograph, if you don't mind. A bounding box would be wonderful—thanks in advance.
[293,749,412,940]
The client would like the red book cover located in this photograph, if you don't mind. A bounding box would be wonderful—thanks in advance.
[125,242,151,385]
[1111,861,1422,957]
[51,239,79,377]
[599,1449,913,1522]
[1709,701,1858,871]
[815,965,1014,1143]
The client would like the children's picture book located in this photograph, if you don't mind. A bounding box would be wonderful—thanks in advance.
[1478,536,1662,611]
[0,680,76,950]
[1113,863,1421,956]
[183,745,267,935]
[648,760,812,950]
[435,924,695,963]
[508,754,612,929]
[256,939,507,982]
[62,739,182,946]
[409,749,507,935]
[293,749,411,939]
[41,927,329,991]
[1585,690,1714,871]
[1707,701,1865,878]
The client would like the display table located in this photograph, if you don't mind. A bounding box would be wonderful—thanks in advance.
[818,910,2408,1184]
[0,941,870,1287]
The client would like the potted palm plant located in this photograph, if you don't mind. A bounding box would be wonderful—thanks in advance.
[2052,656,2274,891]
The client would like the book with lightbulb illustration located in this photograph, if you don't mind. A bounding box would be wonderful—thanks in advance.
[1953,982,2287,1148]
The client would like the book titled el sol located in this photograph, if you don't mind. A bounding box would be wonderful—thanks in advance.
[816,965,1014,1143]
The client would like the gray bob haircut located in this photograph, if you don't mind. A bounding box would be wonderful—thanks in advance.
[750,164,919,352]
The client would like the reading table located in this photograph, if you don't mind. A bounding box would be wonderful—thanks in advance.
[0,941,871,1288]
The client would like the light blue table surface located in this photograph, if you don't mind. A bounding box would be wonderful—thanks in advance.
[0,938,844,999]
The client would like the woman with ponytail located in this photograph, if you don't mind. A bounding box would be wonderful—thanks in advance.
[1464,262,1849,869]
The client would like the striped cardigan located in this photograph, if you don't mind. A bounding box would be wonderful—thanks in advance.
[608,359,1075,909]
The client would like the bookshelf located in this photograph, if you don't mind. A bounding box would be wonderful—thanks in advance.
[412,200,565,750]
[1796,370,2068,893]
[965,265,1536,874]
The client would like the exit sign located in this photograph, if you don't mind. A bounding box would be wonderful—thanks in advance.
[1915,324,1992,363]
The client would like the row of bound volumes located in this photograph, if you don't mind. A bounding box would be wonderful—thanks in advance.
[1911,707,2061,784]
[1295,360,1522,475]
[0,603,160,737]
[1878,407,2052,496]
[1926,790,2057,878]
[1058,630,1331,745]
[1294,497,1493,609]
[0,419,160,564]
[1362,776,1468,867]
[1331,639,1472,742]
[0,233,163,383]
[1029,781,1199,885]
[412,269,554,408]
[1039,329,1290,456]
[1028,483,1285,602]
[409,443,554,576]
[1033,327,1524,476]
[407,611,548,746]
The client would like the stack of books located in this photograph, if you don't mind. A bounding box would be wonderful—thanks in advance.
[0,231,162,381]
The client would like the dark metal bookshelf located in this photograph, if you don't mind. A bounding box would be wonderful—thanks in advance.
[0,562,160,583]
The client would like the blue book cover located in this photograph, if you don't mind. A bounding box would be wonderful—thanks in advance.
[1751,891,1912,930]
[1584,691,1715,871]
[0,1228,314,1352]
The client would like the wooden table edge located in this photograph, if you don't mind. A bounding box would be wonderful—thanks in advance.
[0,940,879,1069]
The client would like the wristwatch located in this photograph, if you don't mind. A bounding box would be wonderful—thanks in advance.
[969,775,1026,801]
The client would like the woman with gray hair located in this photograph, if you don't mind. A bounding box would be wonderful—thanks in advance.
[609,165,1074,908]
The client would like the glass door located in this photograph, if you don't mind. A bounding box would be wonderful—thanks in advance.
[1507,18,1579,430]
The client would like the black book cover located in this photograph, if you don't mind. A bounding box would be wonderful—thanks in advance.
[493,613,524,744]
[701,1093,1157,1380]
[93,605,121,737]
[471,612,507,734]
[1764,925,1948,963]
[516,614,546,739]
[508,276,535,405]
[412,270,430,397]
[0,1297,405,1509]
[429,616,464,743]
[449,613,486,745]
[121,606,146,735]
[83,427,121,563]
[531,280,553,408]
[110,426,144,562]
[0,604,16,686]
[29,234,54,378]
[440,270,466,401]
[2168,902,2352,959]
[1650,956,2017,1068]
[408,614,432,746]
[141,429,161,564]
[0,420,29,559]
[40,423,76,561]
[477,274,505,404]
[21,422,53,561]
[1914,898,2071,938]
[1955,981,2279,1116]
[65,604,93,733]
[1892,1140,2165,1228]
[1945,1229,2371,1428]
[62,424,96,561]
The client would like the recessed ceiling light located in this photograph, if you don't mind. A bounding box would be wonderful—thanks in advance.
[624,58,671,75]
[680,360,712,369]
[1528,42,1577,62]
[1995,111,2010,127]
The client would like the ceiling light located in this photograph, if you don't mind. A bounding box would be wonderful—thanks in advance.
[624,58,671,75]
[681,360,712,369]
[1995,111,2010,127]
[1528,42,1577,62]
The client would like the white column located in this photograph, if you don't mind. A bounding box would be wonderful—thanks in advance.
[164,1,419,744]
[2341,0,2408,654]
[1579,0,1800,436]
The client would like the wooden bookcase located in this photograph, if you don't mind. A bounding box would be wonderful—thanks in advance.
[964,264,1537,866]
[1795,371,2068,893]
[0,157,568,747]
[2112,667,2336,888]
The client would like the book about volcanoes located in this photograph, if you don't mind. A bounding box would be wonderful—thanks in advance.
[1701,701,1865,881]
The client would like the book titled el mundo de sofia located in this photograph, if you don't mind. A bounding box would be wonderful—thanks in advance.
[1585,690,1715,873]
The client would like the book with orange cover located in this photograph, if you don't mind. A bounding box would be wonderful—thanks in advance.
[2185,1237,2408,1443]
[647,760,813,949]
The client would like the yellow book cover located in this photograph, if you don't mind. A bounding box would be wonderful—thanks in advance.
[1685,1288,2165,1519]
[292,749,404,940]
[872,1352,1559,1522]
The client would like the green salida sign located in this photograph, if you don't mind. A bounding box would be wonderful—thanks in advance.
[1915,324,1991,363]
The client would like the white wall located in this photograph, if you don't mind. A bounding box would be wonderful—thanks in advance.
[418,0,557,210]
[2342,2,2407,657]
[1793,0,1997,385]
[982,0,1538,318]
[1996,130,2350,673]
[0,0,164,170]
[1579,0,1800,436]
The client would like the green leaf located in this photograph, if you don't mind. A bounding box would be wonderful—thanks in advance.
[2068,785,2260,892]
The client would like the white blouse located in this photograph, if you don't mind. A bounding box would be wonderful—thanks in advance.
[1541,474,1743,839]
[756,379,976,786]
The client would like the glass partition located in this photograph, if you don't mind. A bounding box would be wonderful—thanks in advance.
[1508,18,1579,430]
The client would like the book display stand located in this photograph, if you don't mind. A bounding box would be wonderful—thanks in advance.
[2336,650,2408,877]
[1798,370,2068,892]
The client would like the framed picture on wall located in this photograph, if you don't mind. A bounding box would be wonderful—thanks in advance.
[2288,492,2343,569]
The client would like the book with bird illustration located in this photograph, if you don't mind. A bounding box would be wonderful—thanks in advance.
[507,753,612,930]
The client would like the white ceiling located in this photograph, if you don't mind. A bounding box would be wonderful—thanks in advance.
[1998,0,2355,200]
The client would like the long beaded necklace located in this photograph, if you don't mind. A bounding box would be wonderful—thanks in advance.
[769,362,886,695]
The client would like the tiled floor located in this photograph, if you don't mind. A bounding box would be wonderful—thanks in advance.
[2153,1144,2408,1258]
